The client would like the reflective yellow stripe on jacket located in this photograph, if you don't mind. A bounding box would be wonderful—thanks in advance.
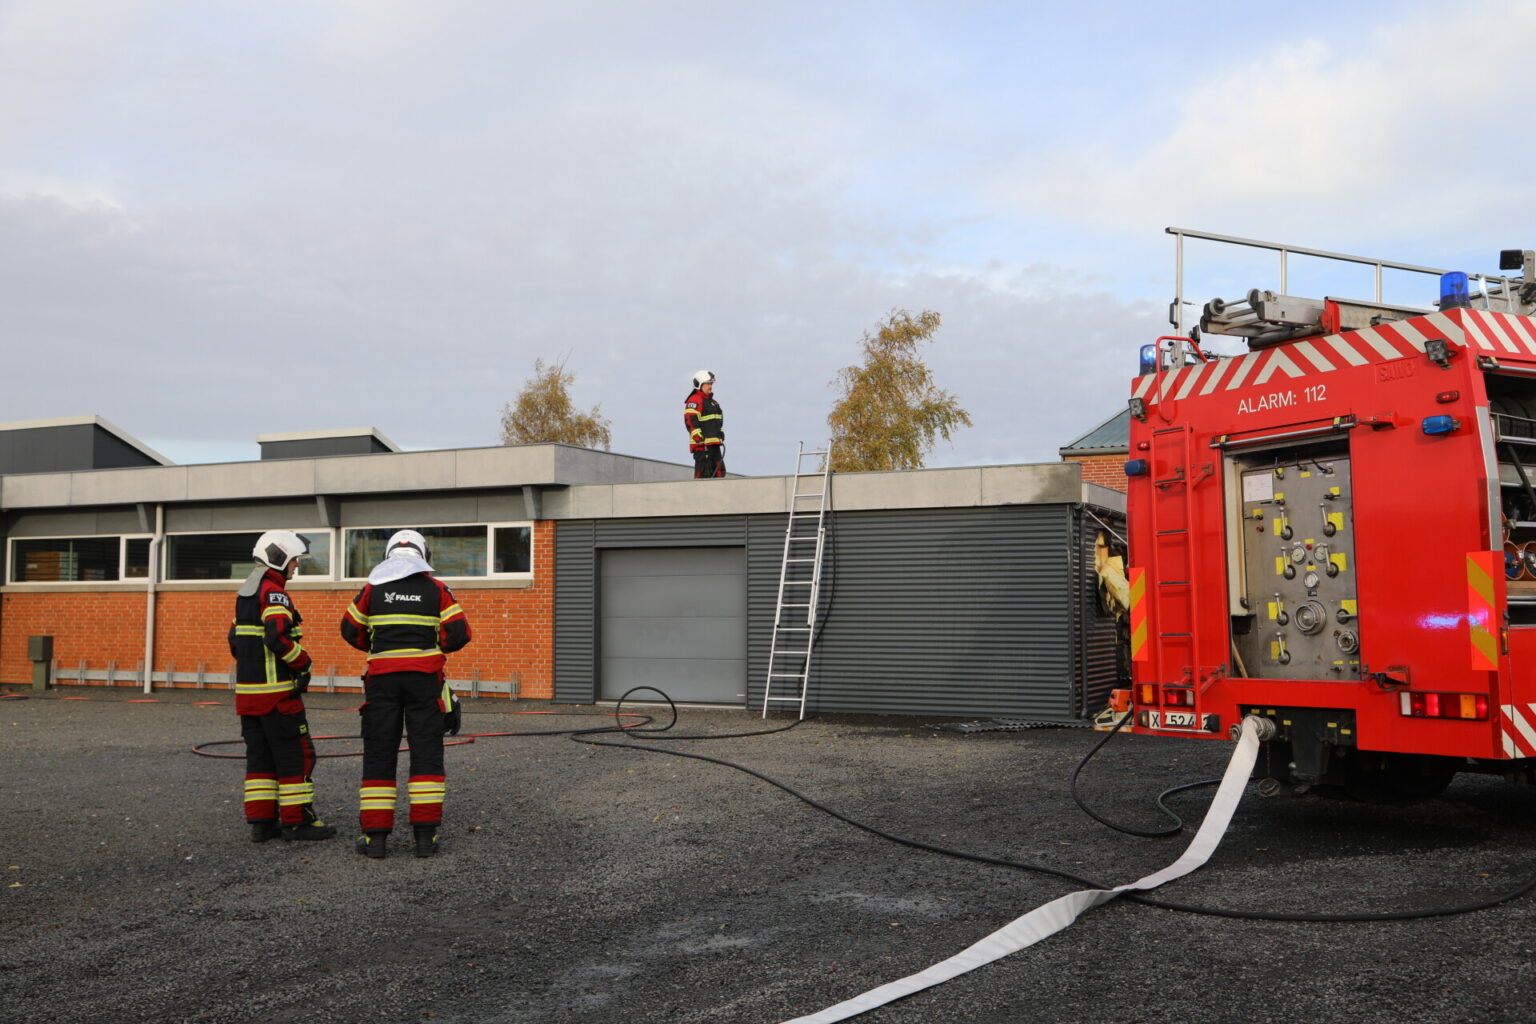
[366,647,443,660]
[367,614,442,627]
[236,680,293,695]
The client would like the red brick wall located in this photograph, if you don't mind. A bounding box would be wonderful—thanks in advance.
[1065,454,1127,493]
[0,522,555,698]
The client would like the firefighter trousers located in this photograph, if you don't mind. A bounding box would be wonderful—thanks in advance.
[241,708,319,825]
[358,670,447,831]
[693,446,725,478]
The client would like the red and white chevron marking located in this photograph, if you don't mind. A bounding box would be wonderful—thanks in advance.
[1132,310,1536,404]
[1501,702,1536,758]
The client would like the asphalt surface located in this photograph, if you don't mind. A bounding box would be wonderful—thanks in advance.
[3,687,1536,1024]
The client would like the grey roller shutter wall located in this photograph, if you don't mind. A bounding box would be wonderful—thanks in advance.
[747,505,1096,719]
[598,547,746,703]
[1073,507,1125,719]
[556,506,1122,719]
[554,521,598,703]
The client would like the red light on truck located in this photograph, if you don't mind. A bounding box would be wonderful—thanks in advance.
[1400,691,1489,720]
[1162,688,1194,707]
[1435,390,1460,403]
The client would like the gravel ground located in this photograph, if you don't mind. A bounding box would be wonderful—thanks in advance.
[3,688,1536,1024]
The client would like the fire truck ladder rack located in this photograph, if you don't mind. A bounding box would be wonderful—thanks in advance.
[762,441,832,720]
[1165,227,1529,355]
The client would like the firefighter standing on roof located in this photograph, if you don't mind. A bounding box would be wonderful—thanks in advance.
[230,530,337,842]
[341,530,472,859]
[684,369,725,478]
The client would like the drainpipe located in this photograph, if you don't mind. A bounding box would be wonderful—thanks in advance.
[142,504,163,694]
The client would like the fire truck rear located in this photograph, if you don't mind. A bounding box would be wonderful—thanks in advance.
[1124,230,1536,797]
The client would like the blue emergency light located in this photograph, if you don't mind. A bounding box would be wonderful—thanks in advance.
[1124,459,1149,476]
[1138,344,1158,376]
[1439,271,1471,310]
[1421,414,1459,436]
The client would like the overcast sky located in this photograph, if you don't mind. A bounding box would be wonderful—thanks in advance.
[2,0,1532,475]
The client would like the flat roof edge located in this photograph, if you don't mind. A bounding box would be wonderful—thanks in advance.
[257,427,401,451]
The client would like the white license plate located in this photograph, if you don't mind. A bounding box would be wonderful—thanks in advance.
[1162,711,1197,727]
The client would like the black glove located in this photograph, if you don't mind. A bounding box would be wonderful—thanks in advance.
[291,670,311,695]
[444,695,462,736]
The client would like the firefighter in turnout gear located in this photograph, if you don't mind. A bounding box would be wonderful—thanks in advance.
[229,530,337,842]
[683,369,725,478]
[341,530,472,858]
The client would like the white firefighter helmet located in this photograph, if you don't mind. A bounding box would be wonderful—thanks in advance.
[253,530,310,571]
[692,369,716,389]
[385,529,430,562]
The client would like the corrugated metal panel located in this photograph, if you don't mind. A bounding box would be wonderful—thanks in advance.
[554,520,597,703]
[560,507,1121,720]
[1075,505,1127,716]
[747,505,1096,720]
[594,517,747,548]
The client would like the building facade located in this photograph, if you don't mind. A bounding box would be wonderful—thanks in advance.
[1059,409,1129,494]
[0,419,1125,720]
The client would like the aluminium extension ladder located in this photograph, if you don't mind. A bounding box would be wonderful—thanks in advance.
[762,441,832,719]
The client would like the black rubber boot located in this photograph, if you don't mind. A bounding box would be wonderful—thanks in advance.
[413,825,439,858]
[282,821,337,841]
[355,831,389,859]
[282,810,338,841]
[249,820,282,843]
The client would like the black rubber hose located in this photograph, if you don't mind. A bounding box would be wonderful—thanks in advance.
[1070,707,1219,838]
[577,701,1536,922]
[175,683,1536,922]
[610,685,806,740]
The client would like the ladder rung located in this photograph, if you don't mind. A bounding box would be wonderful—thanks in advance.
[768,444,829,720]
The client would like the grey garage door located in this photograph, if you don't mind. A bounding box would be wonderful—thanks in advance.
[599,547,747,704]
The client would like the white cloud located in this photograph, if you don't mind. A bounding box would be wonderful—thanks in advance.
[992,2,1536,249]
[2,0,1524,478]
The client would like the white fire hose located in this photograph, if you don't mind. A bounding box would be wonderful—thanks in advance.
[781,715,1267,1024]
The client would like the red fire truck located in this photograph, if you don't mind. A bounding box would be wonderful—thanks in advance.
[1123,229,1536,797]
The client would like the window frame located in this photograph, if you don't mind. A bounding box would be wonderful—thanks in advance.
[161,528,336,582]
[341,522,534,581]
[7,533,154,585]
